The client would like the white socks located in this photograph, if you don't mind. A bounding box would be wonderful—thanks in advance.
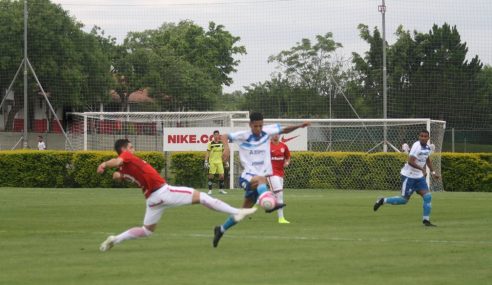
[275,191,284,218]
[114,227,153,244]
[199,192,238,215]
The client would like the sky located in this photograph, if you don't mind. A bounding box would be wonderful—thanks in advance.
[51,0,492,92]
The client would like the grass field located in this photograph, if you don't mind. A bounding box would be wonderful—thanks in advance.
[0,188,491,285]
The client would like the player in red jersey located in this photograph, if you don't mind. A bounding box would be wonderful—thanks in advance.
[97,139,256,251]
[268,134,291,224]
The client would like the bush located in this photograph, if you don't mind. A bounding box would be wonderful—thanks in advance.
[0,150,165,188]
[284,152,315,188]
[307,153,339,189]
[367,153,407,190]
[338,153,372,190]
[0,150,489,191]
[170,152,206,188]
[441,153,492,192]
[0,150,72,187]
[70,151,165,188]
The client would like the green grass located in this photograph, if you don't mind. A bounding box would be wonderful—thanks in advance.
[0,188,491,285]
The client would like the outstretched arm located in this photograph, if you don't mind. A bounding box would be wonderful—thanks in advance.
[280,121,310,135]
[204,149,211,168]
[221,134,231,162]
[97,158,124,174]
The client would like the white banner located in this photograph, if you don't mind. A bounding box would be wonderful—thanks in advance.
[163,126,307,151]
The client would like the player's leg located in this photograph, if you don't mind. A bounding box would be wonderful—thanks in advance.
[268,176,289,223]
[219,177,257,231]
[208,164,217,194]
[213,175,257,247]
[416,178,436,226]
[191,188,254,218]
[156,184,255,221]
[213,196,256,248]
[217,163,227,194]
[374,175,411,211]
[251,175,286,213]
[250,175,269,196]
[100,193,165,252]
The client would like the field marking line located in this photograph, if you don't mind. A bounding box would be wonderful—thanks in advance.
[185,233,492,245]
[1,229,491,245]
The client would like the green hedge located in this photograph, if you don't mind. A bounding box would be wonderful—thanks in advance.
[171,151,491,192]
[0,150,73,187]
[0,150,165,188]
[0,151,490,191]
[284,152,407,190]
[169,152,206,188]
[441,153,492,192]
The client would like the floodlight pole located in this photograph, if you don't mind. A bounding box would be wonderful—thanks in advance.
[23,0,28,148]
[379,0,388,152]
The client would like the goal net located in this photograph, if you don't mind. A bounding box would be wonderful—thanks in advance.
[68,113,446,191]
[68,111,249,151]
[231,118,446,191]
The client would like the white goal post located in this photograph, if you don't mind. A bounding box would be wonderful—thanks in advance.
[68,111,249,151]
[68,112,446,191]
[230,118,446,191]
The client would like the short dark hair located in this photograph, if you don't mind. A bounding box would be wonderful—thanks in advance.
[213,130,220,134]
[249,112,263,122]
[114,139,130,154]
[419,130,430,135]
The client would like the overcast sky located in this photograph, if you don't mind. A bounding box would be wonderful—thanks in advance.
[52,0,492,92]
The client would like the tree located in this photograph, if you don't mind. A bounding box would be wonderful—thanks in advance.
[242,77,326,118]
[404,23,483,128]
[267,33,361,118]
[352,24,385,117]
[476,65,492,130]
[112,21,246,111]
[354,23,485,129]
[0,0,112,131]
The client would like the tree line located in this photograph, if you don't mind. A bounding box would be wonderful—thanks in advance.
[0,0,490,131]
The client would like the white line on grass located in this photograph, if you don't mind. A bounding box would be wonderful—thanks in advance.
[1,230,491,245]
[186,233,492,245]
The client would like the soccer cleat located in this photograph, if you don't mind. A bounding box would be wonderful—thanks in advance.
[99,235,116,252]
[373,198,384,212]
[278,217,290,224]
[207,190,212,195]
[265,203,286,213]
[219,189,228,194]
[213,226,223,248]
[423,220,437,227]
[232,207,257,222]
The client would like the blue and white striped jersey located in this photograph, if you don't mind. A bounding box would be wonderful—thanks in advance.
[228,124,281,177]
[400,141,432,178]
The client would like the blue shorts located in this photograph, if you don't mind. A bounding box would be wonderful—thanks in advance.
[239,173,259,202]
[400,175,429,197]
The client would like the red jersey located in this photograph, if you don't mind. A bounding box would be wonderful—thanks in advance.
[270,141,290,177]
[118,151,166,198]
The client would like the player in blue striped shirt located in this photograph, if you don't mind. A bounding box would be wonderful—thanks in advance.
[373,130,440,226]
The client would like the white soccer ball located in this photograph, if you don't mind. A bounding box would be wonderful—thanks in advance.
[258,192,276,211]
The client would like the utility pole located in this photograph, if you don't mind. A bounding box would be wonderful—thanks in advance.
[23,0,28,148]
[379,0,388,152]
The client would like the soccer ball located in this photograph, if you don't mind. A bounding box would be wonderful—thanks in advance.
[258,192,276,211]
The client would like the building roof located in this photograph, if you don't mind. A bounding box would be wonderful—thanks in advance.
[110,89,155,103]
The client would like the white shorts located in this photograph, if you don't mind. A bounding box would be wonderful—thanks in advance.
[143,184,195,225]
[267,176,284,192]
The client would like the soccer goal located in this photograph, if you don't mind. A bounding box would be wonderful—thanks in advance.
[68,111,249,151]
[231,118,446,191]
[68,113,446,191]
